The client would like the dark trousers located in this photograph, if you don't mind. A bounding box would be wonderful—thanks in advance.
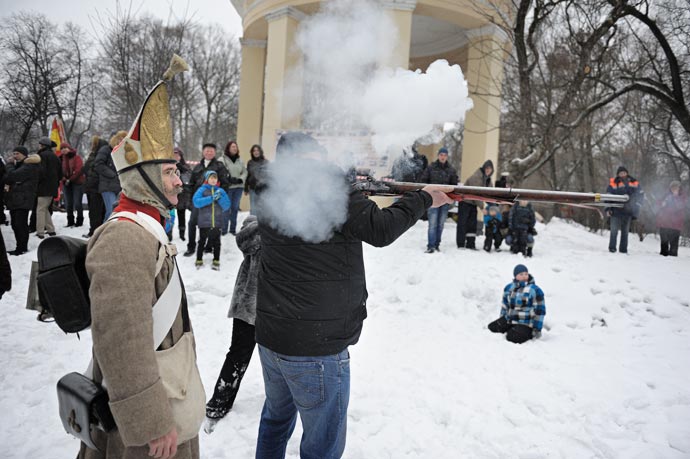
[457,202,478,248]
[10,209,30,251]
[187,207,199,251]
[609,215,632,253]
[197,227,221,261]
[484,229,503,251]
[659,227,680,256]
[86,192,104,235]
[488,317,533,344]
[64,183,84,226]
[177,208,186,239]
[209,319,256,412]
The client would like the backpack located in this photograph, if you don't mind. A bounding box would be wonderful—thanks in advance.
[36,212,172,334]
[37,236,90,333]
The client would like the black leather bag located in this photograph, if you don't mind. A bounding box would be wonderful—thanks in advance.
[57,372,116,451]
[36,236,91,333]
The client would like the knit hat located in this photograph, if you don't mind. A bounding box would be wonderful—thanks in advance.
[202,143,217,150]
[616,166,628,175]
[204,170,218,183]
[59,142,73,150]
[13,146,29,157]
[38,137,53,147]
[438,147,449,155]
[513,264,528,277]
[276,132,326,157]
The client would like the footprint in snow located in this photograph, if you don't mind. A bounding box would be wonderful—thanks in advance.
[551,267,562,273]
[590,287,602,295]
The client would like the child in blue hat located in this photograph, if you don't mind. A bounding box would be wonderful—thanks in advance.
[193,170,231,270]
[488,264,546,343]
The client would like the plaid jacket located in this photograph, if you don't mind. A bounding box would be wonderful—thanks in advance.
[501,275,546,332]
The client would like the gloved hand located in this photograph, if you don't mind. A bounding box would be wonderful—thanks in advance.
[529,227,538,236]
[231,177,243,185]
[65,179,70,186]
[213,193,221,201]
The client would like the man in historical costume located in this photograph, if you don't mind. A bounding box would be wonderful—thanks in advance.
[79,55,204,459]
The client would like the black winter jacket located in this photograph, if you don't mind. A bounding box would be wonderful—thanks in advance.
[94,143,121,193]
[509,203,536,232]
[255,189,432,356]
[245,157,268,192]
[37,146,62,197]
[3,155,41,210]
[190,158,230,193]
[420,160,458,186]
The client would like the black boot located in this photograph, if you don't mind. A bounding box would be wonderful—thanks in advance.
[75,213,84,227]
[179,229,186,241]
[66,214,75,227]
[526,247,533,257]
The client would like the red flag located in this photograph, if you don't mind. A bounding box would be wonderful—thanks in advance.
[50,116,67,156]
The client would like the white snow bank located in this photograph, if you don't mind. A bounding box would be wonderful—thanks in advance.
[1,213,689,458]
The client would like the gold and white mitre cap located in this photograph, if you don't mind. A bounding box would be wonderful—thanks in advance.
[112,54,189,173]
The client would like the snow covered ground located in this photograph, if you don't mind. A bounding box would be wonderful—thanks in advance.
[1,211,689,458]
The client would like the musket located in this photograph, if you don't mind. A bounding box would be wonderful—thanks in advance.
[353,176,629,208]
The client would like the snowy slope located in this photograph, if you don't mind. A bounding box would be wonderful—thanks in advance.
[1,213,689,459]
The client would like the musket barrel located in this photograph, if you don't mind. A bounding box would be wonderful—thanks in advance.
[389,182,629,205]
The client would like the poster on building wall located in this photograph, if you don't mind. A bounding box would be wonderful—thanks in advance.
[275,130,392,178]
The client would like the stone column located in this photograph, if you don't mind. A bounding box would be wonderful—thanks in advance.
[261,6,305,159]
[382,0,416,69]
[461,25,508,182]
[236,38,267,155]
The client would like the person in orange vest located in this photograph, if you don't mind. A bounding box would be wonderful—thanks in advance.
[606,166,642,253]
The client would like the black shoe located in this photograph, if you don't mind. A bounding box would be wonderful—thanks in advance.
[36,234,45,239]
[483,246,491,252]
[75,222,84,227]
[183,248,195,257]
[66,223,75,228]
[179,233,186,241]
[37,311,54,322]
[8,249,28,256]
[47,232,56,236]
[425,247,435,254]
[526,247,533,257]
[435,246,440,252]
[609,248,616,253]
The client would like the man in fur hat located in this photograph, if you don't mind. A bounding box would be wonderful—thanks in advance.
[78,55,204,459]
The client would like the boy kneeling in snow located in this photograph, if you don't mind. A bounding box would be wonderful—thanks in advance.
[488,264,546,344]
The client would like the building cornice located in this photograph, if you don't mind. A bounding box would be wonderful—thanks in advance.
[240,38,268,48]
[411,32,469,59]
[381,0,417,11]
[264,6,307,23]
[465,24,510,43]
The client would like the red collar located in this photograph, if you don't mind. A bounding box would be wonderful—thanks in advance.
[113,194,164,226]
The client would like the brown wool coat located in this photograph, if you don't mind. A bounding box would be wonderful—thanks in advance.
[78,220,200,459]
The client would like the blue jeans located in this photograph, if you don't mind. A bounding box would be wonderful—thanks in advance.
[256,345,350,459]
[64,183,84,224]
[223,188,243,234]
[101,191,118,221]
[427,204,449,249]
[609,215,632,252]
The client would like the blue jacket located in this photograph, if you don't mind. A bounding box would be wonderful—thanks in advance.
[193,184,231,228]
[606,176,642,218]
[483,212,502,234]
[501,275,546,333]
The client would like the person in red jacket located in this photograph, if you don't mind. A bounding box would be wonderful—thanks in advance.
[657,181,687,257]
[60,143,86,227]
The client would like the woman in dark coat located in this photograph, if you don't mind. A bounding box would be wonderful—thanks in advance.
[244,144,268,215]
[656,181,687,256]
[3,147,41,255]
[174,147,192,240]
[83,136,106,237]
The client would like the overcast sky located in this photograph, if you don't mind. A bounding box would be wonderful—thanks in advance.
[4,0,243,37]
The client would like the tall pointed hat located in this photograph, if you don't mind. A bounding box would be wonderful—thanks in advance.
[112,54,189,172]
